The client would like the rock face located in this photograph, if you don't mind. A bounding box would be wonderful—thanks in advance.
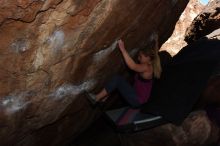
[0,0,189,145]
[185,0,220,43]
[160,0,204,56]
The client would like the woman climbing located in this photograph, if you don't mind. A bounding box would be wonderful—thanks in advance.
[86,36,162,108]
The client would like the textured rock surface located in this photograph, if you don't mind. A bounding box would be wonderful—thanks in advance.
[160,0,204,56]
[0,0,189,145]
[185,0,220,43]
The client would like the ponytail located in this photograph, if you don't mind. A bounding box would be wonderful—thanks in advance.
[151,34,162,79]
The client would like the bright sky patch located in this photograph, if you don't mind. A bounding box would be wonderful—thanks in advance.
[200,0,209,5]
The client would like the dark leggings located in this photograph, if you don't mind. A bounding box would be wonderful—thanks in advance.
[105,75,141,108]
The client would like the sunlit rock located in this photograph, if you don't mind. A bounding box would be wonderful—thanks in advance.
[185,0,220,43]
[160,0,204,56]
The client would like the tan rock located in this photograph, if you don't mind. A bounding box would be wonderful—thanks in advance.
[185,0,220,43]
[160,0,204,56]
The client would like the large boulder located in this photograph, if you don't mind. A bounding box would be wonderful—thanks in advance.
[185,0,220,43]
[160,0,204,56]
[0,0,189,145]
[184,0,220,111]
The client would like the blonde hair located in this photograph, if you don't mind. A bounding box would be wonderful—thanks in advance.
[153,50,162,79]
[140,39,162,79]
